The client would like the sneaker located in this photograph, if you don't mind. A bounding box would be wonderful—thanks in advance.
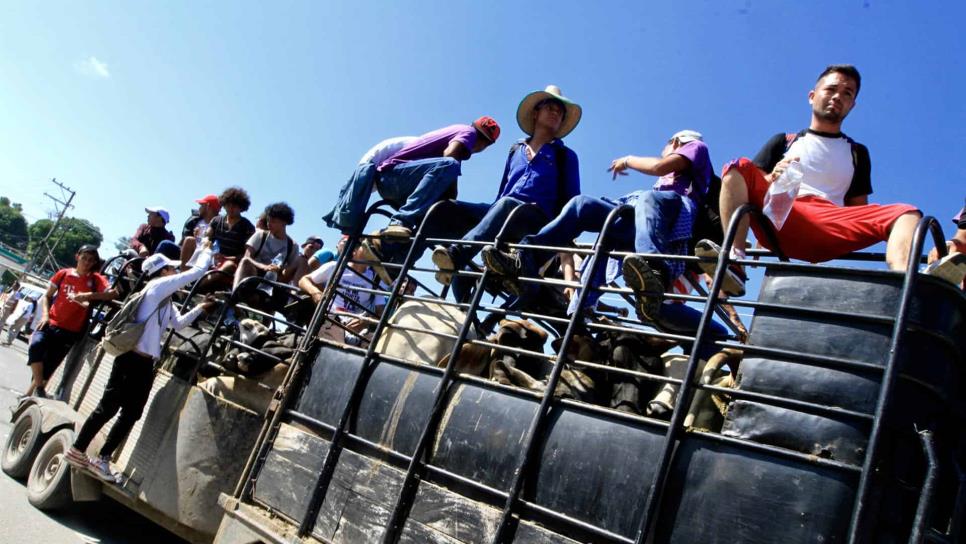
[622,256,666,323]
[64,447,90,469]
[381,224,413,240]
[924,252,966,286]
[88,455,123,484]
[359,239,394,285]
[33,387,48,399]
[694,239,747,297]
[482,247,523,277]
[431,246,457,285]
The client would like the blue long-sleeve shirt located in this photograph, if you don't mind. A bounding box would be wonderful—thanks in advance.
[497,139,580,217]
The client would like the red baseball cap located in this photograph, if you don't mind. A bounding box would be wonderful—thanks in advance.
[195,194,222,213]
[473,116,500,143]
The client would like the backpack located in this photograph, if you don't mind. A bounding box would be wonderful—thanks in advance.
[498,141,571,213]
[101,289,171,356]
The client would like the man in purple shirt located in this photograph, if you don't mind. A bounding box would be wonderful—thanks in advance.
[483,130,711,322]
[375,118,500,235]
[430,85,582,302]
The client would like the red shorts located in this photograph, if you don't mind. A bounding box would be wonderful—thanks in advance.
[723,158,919,263]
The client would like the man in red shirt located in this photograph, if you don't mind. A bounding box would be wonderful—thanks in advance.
[26,245,118,398]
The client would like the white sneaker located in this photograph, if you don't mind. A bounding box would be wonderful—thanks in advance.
[924,252,966,286]
[88,455,123,484]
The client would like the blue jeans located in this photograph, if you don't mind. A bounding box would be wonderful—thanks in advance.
[444,197,548,302]
[376,157,462,228]
[656,303,728,361]
[632,190,685,277]
[322,162,378,234]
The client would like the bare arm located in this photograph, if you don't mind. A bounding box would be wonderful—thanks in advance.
[609,154,690,179]
[559,252,577,301]
[442,140,470,160]
[299,275,324,303]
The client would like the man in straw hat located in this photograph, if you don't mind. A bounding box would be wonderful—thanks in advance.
[431,85,582,301]
[483,129,712,324]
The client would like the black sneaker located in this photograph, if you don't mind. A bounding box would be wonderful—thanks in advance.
[622,256,666,323]
[482,247,523,277]
[33,387,48,399]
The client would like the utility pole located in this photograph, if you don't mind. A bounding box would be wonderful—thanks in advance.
[19,178,76,280]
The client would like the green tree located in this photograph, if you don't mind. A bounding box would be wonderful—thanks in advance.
[0,196,29,250]
[28,217,104,267]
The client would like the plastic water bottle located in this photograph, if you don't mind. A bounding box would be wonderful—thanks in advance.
[211,240,221,255]
[763,160,805,231]
[258,253,285,296]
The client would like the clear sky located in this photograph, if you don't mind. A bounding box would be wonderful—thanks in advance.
[1,1,963,256]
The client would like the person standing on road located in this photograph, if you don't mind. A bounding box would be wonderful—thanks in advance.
[2,296,37,345]
[65,245,218,483]
[26,245,118,398]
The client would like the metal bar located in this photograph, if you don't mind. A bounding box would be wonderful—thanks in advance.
[847,216,947,544]
[908,430,939,544]
[233,200,389,501]
[491,204,635,543]
[632,203,760,543]
[381,202,541,543]
[296,200,451,537]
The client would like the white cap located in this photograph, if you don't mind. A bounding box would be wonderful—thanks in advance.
[142,253,179,276]
[671,130,703,144]
[145,206,170,224]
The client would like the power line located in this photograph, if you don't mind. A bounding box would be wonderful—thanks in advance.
[19,178,76,280]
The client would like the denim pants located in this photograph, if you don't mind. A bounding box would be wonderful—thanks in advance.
[656,303,729,361]
[446,197,548,302]
[632,190,685,277]
[376,157,462,229]
[322,162,379,234]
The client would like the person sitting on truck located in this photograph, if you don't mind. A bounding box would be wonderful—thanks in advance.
[290,235,325,285]
[431,85,582,303]
[25,245,119,398]
[482,130,711,323]
[695,64,933,293]
[233,202,300,301]
[65,246,218,483]
[195,186,257,293]
[322,135,418,235]
[130,206,178,260]
[299,239,386,344]
[354,119,502,284]
[166,193,222,268]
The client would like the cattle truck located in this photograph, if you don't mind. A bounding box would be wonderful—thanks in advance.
[210,203,965,544]
[3,256,305,543]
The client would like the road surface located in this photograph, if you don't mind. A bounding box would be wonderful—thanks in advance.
[0,335,188,544]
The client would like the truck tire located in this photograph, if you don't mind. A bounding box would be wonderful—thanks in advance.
[27,428,74,511]
[2,405,45,479]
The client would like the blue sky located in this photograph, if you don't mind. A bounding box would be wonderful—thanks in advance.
[1,1,963,258]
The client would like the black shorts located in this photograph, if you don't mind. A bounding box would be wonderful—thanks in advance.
[27,325,82,380]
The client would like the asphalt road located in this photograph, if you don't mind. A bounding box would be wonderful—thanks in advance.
[0,335,188,544]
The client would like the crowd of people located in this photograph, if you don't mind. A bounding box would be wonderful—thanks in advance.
[4,63,965,483]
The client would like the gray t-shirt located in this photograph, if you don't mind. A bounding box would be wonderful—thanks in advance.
[246,229,299,266]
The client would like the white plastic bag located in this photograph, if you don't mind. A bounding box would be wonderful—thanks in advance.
[763,161,805,230]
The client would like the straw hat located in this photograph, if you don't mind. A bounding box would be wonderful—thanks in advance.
[516,85,582,139]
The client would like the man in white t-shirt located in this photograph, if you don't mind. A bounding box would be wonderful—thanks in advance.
[700,64,924,293]
[322,136,418,235]
[233,202,300,293]
[299,243,386,343]
[3,296,37,345]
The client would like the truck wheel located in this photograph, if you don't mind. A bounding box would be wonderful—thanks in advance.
[27,428,74,510]
[1,405,45,479]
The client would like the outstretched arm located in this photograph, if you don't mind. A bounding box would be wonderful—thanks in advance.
[608,154,690,180]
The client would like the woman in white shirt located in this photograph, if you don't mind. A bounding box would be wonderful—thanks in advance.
[64,245,217,482]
